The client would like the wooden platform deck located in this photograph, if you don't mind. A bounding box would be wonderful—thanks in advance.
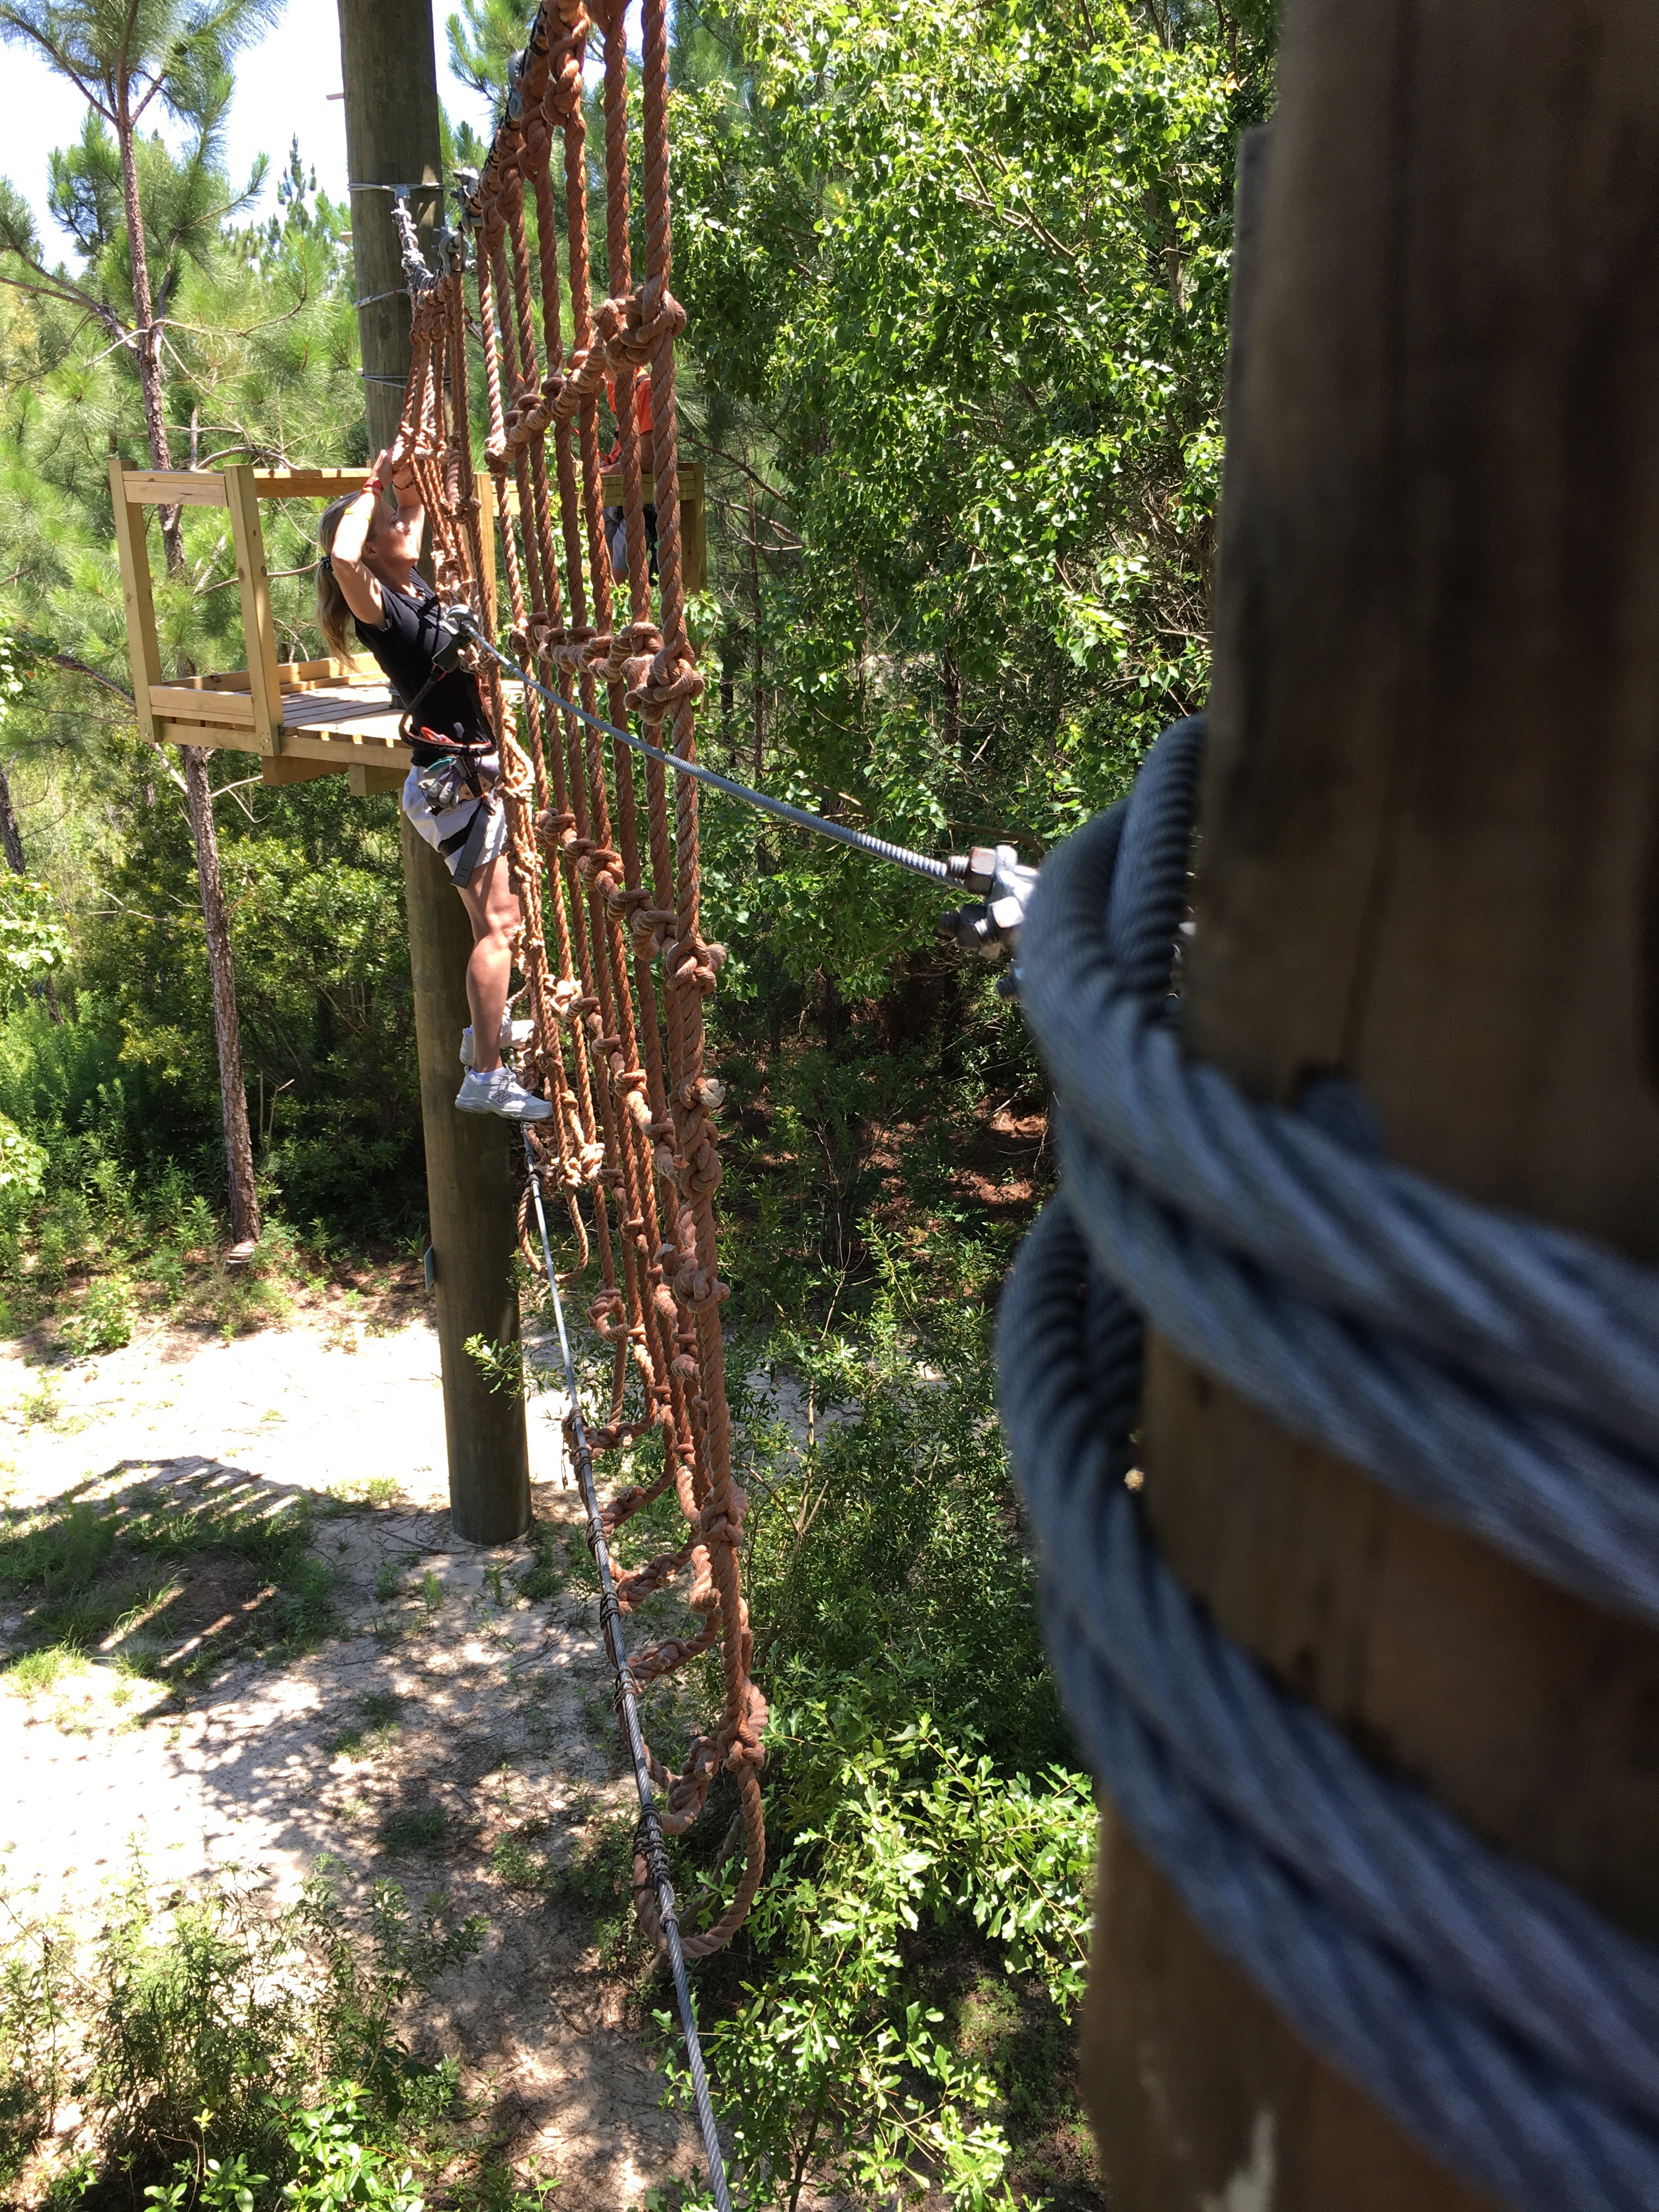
[143,660,413,793]
[109,458,704,798]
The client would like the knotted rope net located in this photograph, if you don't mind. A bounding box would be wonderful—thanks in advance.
[390,0,765,1957]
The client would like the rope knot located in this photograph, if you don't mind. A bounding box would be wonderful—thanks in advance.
[673,1258,730,1308]
[630,905,676,958]
[662,936,726,996]
[575,842,622,886]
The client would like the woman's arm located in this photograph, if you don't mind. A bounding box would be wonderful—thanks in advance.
[330,448,423,628]
[329,462,389,628]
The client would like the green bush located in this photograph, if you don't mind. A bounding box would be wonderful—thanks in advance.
[63,1274,134,1356]
[0,1859,493,2209]
[662,1680,1093,2212]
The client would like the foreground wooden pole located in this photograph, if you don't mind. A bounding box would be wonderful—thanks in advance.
[1080,1,1659,2203]
[339,0,531,1544]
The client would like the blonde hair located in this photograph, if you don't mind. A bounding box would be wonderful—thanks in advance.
[315,495,359,659]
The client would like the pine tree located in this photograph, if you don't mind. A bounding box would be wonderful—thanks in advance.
[0,0,283,1253]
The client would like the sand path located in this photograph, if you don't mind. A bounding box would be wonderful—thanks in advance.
[0,1301,703,2208]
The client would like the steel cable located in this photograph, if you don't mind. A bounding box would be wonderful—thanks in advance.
[998,716,1659,2211]
[453,612,952,882]
[523,1135,734,2212]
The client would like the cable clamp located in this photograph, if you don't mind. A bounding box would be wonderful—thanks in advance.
[940,842,1041,971]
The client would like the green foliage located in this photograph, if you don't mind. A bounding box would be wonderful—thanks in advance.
[671,0,1269,1003]
[0,1857,490,2209]
[660,1682,1093,2211]
[0,874,70,989]
[61,1269,134,1354]
[0,1109,46,1197]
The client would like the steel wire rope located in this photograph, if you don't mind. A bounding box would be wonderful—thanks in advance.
[451,611,952,881]
[522,1132,735,2212]
[998,716,1659,2211]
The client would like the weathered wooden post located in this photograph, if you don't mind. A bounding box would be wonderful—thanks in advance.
[1079,0,1659,2203]
[337,0,531,1545]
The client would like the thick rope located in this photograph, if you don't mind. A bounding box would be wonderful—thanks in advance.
[391,0,765,1955]
[1016,716,1659,1624]
[997,720,1659,2212]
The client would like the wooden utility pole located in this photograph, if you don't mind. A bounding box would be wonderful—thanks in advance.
[1080,1,1659,2204]
[337,0,531,1545]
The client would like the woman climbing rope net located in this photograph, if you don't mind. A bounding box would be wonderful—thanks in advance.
[317,450,548,1122]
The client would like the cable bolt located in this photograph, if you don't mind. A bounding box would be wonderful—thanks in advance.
[940,841,1041,964]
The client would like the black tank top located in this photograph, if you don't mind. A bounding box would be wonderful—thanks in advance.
[353,575,492,766]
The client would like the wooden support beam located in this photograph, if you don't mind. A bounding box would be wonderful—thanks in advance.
[348,764,406,796]
[253,468,378,499]
[276,654,380,686]
[121,469,228,507]
[1079,3,1659,2206]
[340,0,530,1546]
[223,465,284,748]
[151,686,257,726]
[277,728,409,763]
[155,720,266,752]
[109,456,163,744]
[261,755,341,787]
[399,811,531,1541]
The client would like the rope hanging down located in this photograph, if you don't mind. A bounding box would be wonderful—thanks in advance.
[522,1136,732,2212]
[997,719,1659,2212]
[390,0,766,1956]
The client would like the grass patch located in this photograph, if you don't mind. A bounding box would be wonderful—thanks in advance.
[3,1640,87,1695]
[378,1807,446,1855]
[0,1474,334,1679]
[328,1690,403,1762]
[488,1826,552,1894]
[515,1523,567,1604]
[331,1474,402,1510]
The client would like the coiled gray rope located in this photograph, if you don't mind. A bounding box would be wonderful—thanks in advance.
[1015,716,1659,1624]
[996,718,1659,2212]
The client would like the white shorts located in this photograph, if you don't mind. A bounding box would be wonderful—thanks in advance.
[402,758,509,885]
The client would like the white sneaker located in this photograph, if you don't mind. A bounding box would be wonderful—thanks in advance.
[454,1066,553,1121]
[459,1016,537,1068]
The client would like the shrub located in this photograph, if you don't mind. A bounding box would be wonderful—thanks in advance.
[662,1678,1093,2211]
[0,1858,489,2208]
[63,1274,134,1357]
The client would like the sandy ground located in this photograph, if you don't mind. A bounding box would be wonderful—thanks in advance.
[0,1302,706,2207]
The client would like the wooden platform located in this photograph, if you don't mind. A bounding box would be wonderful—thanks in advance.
[109,458,704,796]
[144,656,414,794]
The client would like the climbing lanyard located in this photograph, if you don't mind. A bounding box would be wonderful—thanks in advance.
[521,1135,734,2212]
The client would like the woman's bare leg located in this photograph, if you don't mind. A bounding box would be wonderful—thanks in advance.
[454,850,520,1073]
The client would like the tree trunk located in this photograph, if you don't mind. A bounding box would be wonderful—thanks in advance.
[340,0,531,1544]
[115,85,182,578]
[750,492,765,782]
[115,76,259,1250]
[942,645,962,763]
[183,745,258,1245]
[0,764,26,874]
